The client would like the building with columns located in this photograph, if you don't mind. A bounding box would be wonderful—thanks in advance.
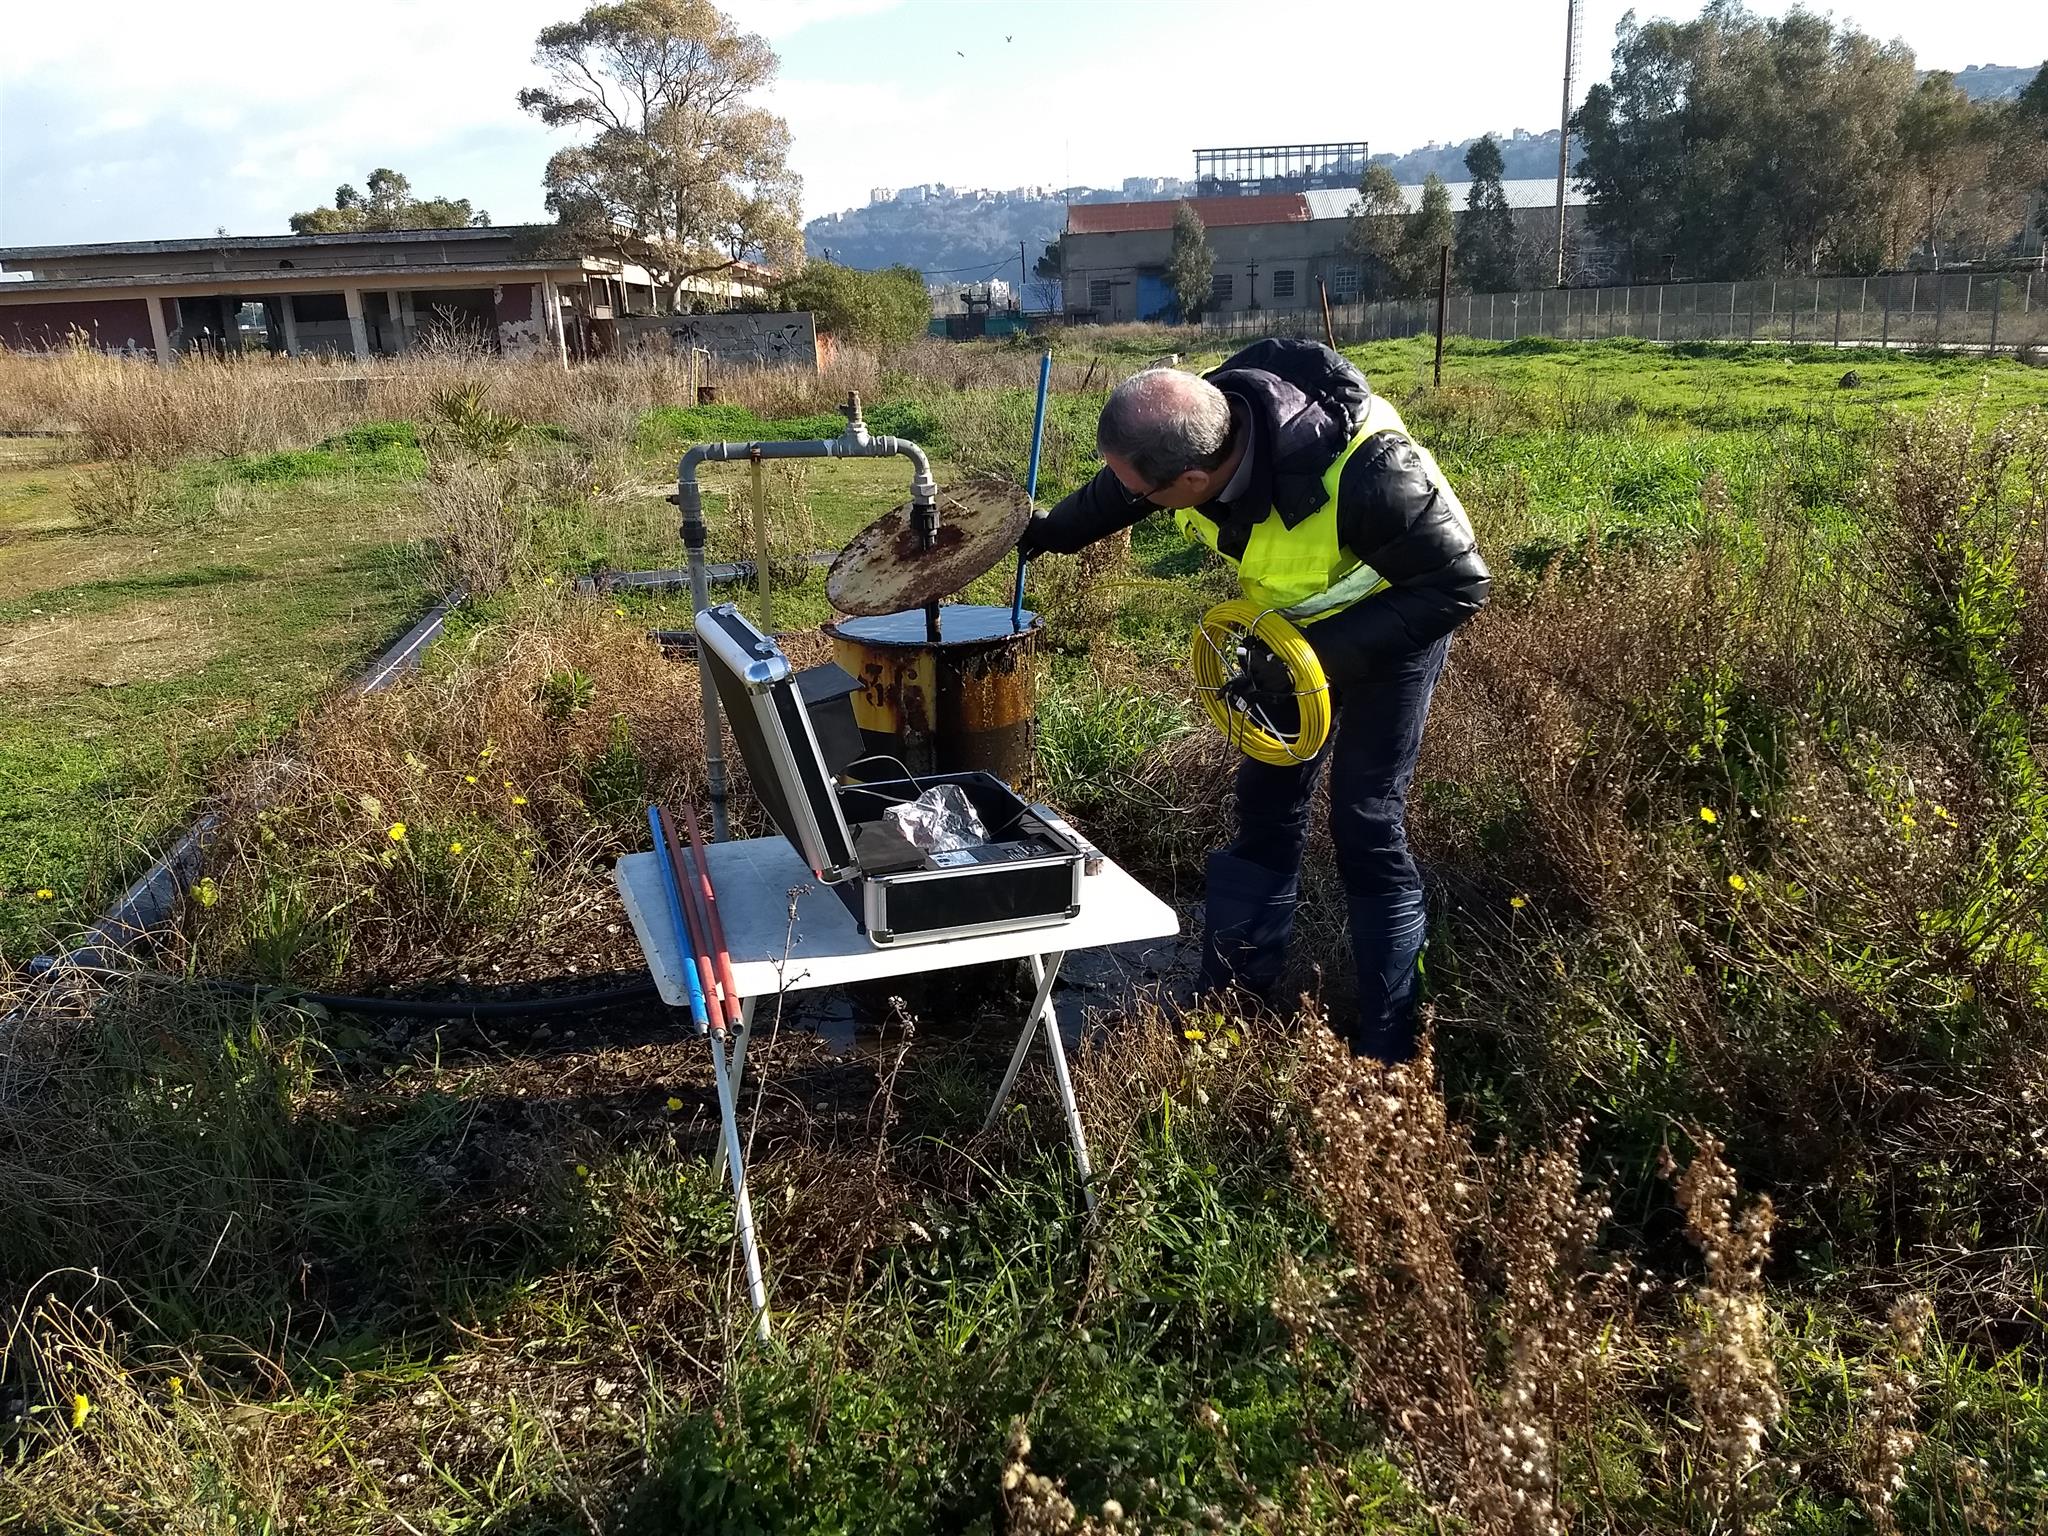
[0,225,769,364]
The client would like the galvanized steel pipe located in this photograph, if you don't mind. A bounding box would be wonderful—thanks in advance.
[676,397,938,840]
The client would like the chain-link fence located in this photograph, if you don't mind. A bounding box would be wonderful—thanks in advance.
[1196,270,2048,354]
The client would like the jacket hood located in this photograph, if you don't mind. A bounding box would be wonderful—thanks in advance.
[1204,339,1374,530]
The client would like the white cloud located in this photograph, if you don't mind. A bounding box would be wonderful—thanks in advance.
[1,0,2029,247]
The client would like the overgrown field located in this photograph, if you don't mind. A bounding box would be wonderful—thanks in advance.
[3,335,2047,1533]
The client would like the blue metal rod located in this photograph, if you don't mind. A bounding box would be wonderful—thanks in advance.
[1013,348,1053,633]
[1024,349,1052,499]
[647,806,709,1032]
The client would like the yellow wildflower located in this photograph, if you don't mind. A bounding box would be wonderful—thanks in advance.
[512,795,528,806]
[614,607,627,617]
[449,842,463,855]
[34,888,54,900]
[1510,893,1527,910]
[574,1164,590,1179]
[1727,873,1747,892]
[70,1393,91,1429]
[1182,1027,1206,1042]
[665,1096,684,1112]
[1698,806,1717,824]
[387,823,407,843]
[169,1377,184,1397]
[465,775,478,784]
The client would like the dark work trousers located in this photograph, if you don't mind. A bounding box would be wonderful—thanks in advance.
[1198,635,1451,1062]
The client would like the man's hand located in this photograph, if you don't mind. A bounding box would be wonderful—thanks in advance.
[1239,633,1294,697]
[1013,510,1052,560]
[1224,632,1301,736]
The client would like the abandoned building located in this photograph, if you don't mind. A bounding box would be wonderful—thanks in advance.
[1059,182,1604,324]
[0,225,770,363]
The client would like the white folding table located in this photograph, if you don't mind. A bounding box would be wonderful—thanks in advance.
[614,833,1178,1339]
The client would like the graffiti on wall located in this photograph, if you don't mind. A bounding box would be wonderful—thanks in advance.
[620,311,820,370]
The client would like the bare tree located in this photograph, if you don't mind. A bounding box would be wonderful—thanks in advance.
[519,0,803,310]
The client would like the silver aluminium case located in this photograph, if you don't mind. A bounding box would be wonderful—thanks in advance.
[695,603,1086,947]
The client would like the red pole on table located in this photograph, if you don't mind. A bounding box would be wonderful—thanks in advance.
[683,802,742,1030]
[655,806,721,1027]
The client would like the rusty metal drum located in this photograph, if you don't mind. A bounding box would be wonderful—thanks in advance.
[824,604,1042,786]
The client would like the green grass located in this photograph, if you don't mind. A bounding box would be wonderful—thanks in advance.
[1058,333,2048,427]
[6,340,2048,1529]
[0,447,434,961]
[219,420,426,487]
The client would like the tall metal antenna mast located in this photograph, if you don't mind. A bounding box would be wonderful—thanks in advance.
[1554,0,1583,287]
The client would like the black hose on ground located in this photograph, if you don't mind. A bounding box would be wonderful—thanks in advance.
[41,963,661,1020]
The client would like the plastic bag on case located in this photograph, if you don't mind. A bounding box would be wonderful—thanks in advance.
[881,783,989,854]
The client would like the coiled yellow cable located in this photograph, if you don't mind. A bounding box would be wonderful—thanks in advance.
[1190,600,1333,765]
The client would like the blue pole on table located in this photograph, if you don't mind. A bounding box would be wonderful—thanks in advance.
[1011,348,1053,633]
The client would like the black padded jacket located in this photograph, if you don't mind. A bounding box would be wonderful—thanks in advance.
[1025,339,1491,686]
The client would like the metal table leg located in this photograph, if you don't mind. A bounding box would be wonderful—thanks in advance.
[712,994,759,1174]
[1040,985,1098,1216]
[708,1019,770,1343]
[983,950,1064,1131]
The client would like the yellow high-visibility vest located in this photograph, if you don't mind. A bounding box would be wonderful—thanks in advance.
[1174,394,1463,625]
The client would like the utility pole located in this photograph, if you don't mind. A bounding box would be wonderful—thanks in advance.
[1555,0,1582,287]
[1020,241,1028,314]
[1248,259,1260,313]
[1434,244,1450,386]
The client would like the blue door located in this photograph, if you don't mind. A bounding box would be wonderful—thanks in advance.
[1136,271,1178,323]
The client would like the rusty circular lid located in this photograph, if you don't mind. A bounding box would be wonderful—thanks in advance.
[826,478,1032,617]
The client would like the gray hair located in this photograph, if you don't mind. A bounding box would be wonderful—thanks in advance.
[1096,367,1233,484]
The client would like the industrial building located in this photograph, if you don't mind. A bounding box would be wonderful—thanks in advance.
[0,225,769,364]
[1060,181,1601,325]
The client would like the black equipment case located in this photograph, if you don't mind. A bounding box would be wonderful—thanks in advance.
[697,603,1089,946]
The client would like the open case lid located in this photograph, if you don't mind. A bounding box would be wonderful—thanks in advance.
[696,604,861,882]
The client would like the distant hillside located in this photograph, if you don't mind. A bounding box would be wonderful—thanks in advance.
[806,196,1072,281]
[804,63,2042,274]
[1939,62,2041,100]
[1371,131,1565,185]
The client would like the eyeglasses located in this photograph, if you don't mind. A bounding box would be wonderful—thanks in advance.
[1113,474,1169,509]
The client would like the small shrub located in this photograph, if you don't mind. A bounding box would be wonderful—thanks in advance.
[70,459,169,531]
[424,460,529,596]
[539,666,597,720]
[1036,681,1192,807]
[427,382,522,459]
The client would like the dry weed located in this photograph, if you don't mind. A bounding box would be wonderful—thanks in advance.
[1000,1421,1139,1535]
[1665,1132,1785,1519]
[1282,1019,1618,1535]
[1847,1293,1935,1534]
[423,457,530,596]
[2,1285,286,1529]
[68,458,171,531]
[0,340,897,467]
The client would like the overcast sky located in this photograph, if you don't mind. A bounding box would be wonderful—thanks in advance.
[1,0,2038,251]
